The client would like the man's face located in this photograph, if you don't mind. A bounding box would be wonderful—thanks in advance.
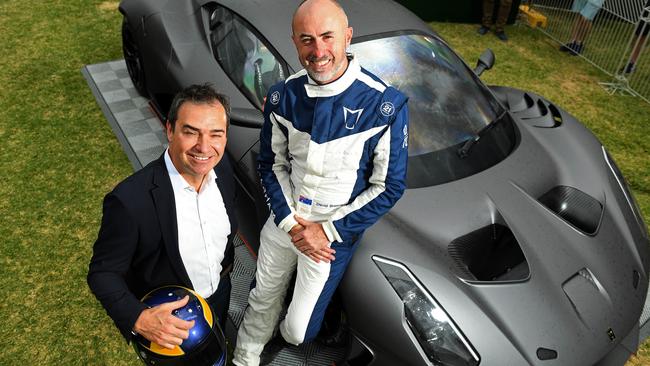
[292,1,353,84]
[166,101,227,188]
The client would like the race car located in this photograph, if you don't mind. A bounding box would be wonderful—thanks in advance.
[118,0,650,364]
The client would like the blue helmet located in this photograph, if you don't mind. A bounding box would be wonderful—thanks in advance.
[132,286,226,366]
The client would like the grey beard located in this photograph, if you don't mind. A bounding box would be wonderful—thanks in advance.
[306,61,344,84]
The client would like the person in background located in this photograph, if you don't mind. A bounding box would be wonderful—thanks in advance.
[560,0,605,55]
[621,0,649,74]
[478,0,514,41]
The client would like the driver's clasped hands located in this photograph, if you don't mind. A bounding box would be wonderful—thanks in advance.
[290,215,336,263]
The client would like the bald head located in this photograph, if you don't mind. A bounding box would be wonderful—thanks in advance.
[291,0,353,84]
[292,0,348,36]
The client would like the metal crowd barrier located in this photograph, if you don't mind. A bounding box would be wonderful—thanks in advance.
[527,0,649,103]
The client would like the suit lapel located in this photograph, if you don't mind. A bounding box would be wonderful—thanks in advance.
[150,156,193,288]
[213,160,237,275]
[214,156,235,230]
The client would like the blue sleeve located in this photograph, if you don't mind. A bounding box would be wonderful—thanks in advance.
[256,83,299,232]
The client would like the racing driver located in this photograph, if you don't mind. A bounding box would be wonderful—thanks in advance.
[233,0,409,364]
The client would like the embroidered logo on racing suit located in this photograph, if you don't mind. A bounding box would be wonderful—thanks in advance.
[402,124,408,149]
[343,107,364,130]
[270,91,280,105]
[380,101,395,117]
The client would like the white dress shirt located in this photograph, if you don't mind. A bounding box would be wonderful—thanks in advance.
[164,150,231,298]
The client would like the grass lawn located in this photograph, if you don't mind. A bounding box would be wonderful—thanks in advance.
[0,1,648,365]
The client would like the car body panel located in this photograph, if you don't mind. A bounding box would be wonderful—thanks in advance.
[340,86,649,364]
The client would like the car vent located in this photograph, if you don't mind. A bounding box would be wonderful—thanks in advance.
[538,186,603,236]
[495,88,562,128]
[562,268,611,329]
[448,224,529,282]
[504,91,534,112]
[536,347,558,360]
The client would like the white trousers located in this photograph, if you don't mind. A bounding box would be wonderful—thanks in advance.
[232,217,331,366]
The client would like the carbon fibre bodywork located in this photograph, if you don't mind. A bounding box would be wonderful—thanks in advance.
[118,0,650,364]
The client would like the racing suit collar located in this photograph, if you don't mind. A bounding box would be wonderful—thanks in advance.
[304,55,359,98]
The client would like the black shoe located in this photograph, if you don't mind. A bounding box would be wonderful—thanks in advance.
[495,31,508,42]
[316,328,349,348]
[623,62,636,74]
[569,43,583,56]
[477,26,489,35]
[559,41,575,52]
[259,334,288,365]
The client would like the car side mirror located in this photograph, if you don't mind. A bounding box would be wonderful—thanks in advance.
[230,107,264,128]
[474,48,495,77]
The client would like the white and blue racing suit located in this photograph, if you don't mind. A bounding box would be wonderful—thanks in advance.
[233,57,408,366]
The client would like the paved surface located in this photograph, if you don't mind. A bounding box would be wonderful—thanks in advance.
[82,60,346,365]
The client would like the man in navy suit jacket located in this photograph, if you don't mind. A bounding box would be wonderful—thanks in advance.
[88,84,237,349]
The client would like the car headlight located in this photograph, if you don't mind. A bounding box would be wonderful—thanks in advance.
[373,256,480,366]
[602,146,649,240]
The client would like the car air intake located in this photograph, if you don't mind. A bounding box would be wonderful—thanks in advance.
[538,186,603,236]
[448,224,529,282]
[493,87,562,128]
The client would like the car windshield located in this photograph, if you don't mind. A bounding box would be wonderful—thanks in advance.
[351,34,515,188]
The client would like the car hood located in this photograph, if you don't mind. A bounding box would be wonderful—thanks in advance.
[341,88,650,365]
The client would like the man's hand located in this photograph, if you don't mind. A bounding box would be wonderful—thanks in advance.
[133,295,195,349]
[289,223,305,237]
[291,216,335,263]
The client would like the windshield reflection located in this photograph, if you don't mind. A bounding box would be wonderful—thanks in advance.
[351,33,514,187]
[351,34,503,156]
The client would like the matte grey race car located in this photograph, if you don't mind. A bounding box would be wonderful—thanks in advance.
[118,0,650,364]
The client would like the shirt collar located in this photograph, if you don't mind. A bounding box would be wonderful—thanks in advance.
[164,149,216,193]
[304,55,360,98]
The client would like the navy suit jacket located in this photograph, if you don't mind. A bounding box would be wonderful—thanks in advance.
[87,153,238,340]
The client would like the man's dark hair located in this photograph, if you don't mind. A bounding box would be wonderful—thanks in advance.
[167,83,230,130]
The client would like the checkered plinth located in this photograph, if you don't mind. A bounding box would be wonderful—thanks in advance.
[82,60,167,170]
